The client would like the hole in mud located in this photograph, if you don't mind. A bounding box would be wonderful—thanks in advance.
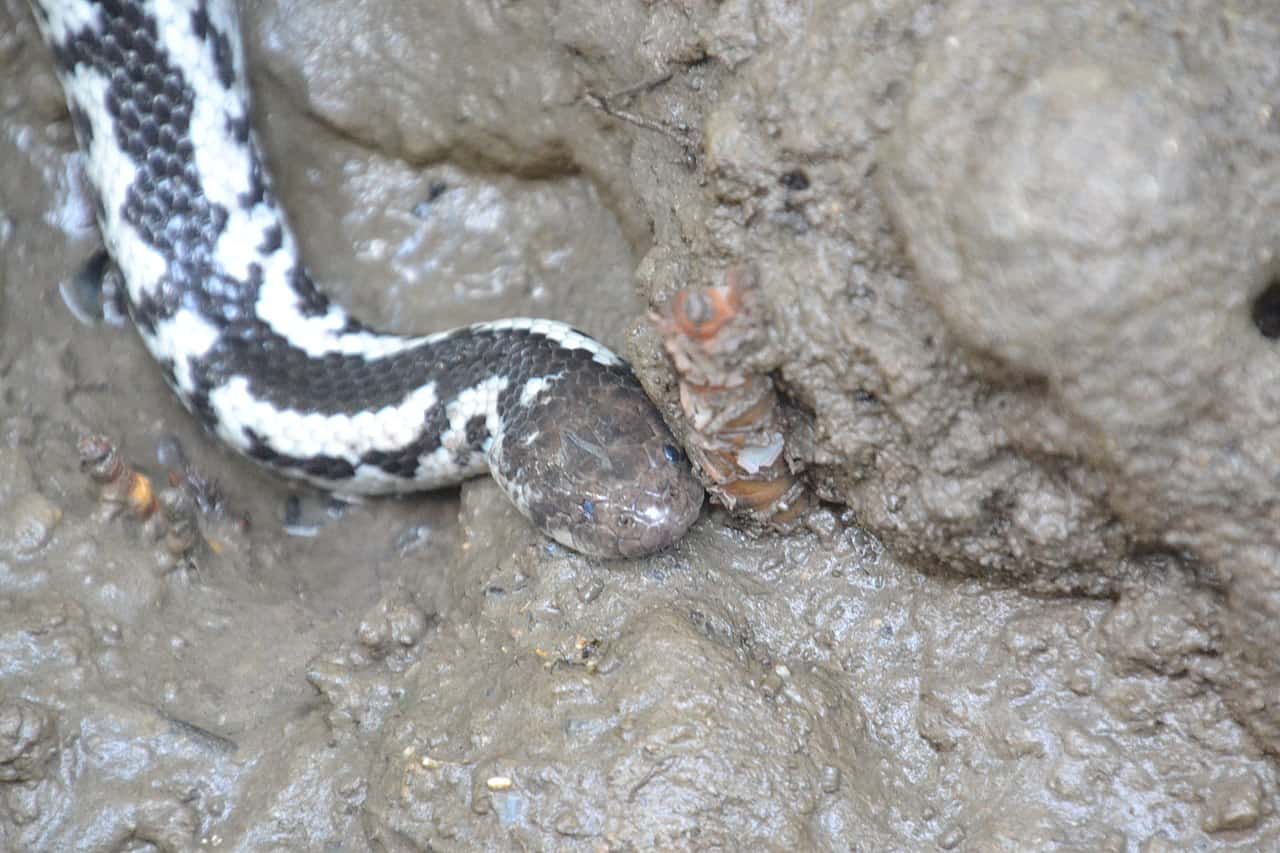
[779,169,810,191]
[1251,277,1280,339]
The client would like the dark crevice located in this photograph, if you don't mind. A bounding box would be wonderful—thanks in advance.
[1250,277,1280,339]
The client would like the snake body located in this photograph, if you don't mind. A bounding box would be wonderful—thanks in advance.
[31,0,703,558]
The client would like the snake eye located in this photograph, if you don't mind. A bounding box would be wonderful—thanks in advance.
[661,443,682,464]
[581,499,595,520]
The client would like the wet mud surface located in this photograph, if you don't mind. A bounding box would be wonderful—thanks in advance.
[2,0,1279,849]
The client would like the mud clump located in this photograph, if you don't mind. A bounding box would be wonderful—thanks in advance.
[879,0,1280,751]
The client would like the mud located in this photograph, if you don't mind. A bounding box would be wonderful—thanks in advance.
[1,0,1278,850]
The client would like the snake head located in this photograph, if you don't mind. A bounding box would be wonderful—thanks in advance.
[488,367,703,559]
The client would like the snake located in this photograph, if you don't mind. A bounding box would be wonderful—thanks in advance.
[30,0,704,558]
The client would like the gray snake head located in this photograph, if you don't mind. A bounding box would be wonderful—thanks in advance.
[489,373,703,559]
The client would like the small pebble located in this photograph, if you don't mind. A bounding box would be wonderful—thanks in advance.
[0,698,56,782]
[388,606,427,647]
[2,416,36,448]
[576,577,605,604]
[1,493,62,557]
[804,506,838,544]
[1099,831,1129,853]
[1201,772,1264,832]
[554,810,588,837]
[936,824,965,850]
[155,433,188,469]
[1141,833,1178,853]
[392,524,432,556]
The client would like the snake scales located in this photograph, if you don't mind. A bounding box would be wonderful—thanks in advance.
[31,0,704,557]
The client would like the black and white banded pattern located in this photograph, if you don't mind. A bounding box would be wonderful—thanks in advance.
[31,0,703,557]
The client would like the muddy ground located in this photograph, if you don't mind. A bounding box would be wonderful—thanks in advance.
[2,0,1279,850]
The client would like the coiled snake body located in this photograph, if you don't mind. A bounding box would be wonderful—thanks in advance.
[31,0,703,558]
